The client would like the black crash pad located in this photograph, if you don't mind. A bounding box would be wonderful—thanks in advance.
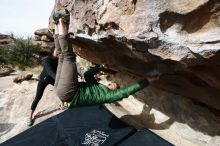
[1,106,135,146]
[118,128,174,146]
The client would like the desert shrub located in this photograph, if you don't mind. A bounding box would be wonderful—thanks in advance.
[0,35,41,70]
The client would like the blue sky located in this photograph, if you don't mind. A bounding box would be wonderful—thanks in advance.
[0,0,54,37]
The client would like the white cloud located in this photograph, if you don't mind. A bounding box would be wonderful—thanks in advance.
[0,0,55,37]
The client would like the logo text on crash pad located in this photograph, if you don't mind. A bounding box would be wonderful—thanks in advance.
[82,130,109,146]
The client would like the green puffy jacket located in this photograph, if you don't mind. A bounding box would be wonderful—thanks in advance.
[69,65,149,108]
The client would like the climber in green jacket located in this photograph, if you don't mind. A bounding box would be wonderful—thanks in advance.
[52,9,159,108]
[69,64,159,108]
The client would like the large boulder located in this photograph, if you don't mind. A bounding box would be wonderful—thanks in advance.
[32,28,55,54]
[0,66,14,77]
[51,0,220,145]
[0,33,15,46]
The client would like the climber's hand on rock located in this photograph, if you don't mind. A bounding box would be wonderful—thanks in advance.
[102,64,108,68]
[103,64,113,69]
[147,76,160,82]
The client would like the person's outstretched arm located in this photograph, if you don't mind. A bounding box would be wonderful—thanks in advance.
[104,80,149,103]
[42,56,57,80]
[84,65,104,83]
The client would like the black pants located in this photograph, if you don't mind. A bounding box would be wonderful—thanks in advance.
[31,77,54,111]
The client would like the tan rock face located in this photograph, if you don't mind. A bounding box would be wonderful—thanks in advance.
[34,28,53,40]
[13,73,33,83]
[0,33,15,46]
[52,0,220,145]
[32,28,55,54]
[0,66,14,77]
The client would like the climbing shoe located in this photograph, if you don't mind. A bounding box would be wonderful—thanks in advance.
[53,9,70,24]
[27,117,34,126]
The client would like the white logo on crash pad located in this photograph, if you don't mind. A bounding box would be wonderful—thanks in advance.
[82,130,109,146]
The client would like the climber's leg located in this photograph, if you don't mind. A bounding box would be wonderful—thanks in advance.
[55,18,78,102]
[54,26,63,88]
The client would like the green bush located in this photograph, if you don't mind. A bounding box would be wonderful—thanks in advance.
[0,36,41,70]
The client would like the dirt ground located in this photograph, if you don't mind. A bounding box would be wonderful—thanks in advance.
[0,72,63,143]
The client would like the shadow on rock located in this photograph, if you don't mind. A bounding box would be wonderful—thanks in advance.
[0,123,15,133]
[136,84,220,137]
[34,108,61,120]
[120,105,174,130]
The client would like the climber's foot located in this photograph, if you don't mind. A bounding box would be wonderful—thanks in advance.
[53,9,70,25]
[27,117,34,126]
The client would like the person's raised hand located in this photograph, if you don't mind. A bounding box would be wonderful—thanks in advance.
[53,50,60,58]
